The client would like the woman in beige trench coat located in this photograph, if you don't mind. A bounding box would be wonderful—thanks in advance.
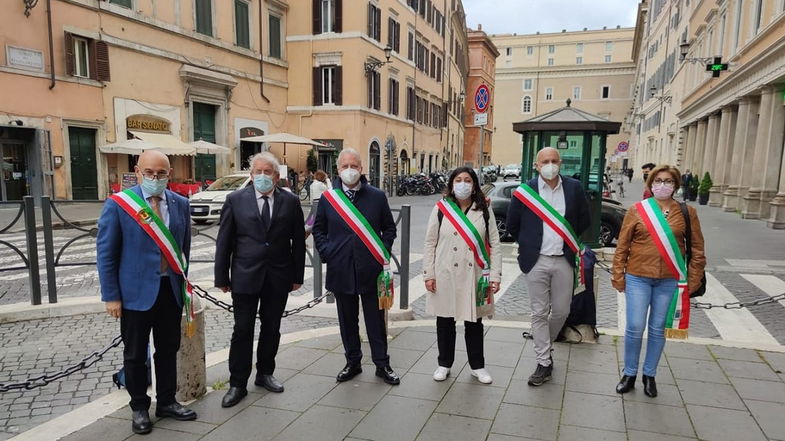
[423,167,502,384]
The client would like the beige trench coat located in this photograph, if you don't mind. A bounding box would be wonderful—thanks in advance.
[422,202,502,322]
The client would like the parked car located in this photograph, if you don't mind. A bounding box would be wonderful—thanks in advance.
[189,172,250,224]
[482,181,627,247]
[481,165,498,182]
[502,163,521,180]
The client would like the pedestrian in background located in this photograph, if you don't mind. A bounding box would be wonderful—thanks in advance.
[97,150,197,435]
[215,152,306,408]
[422,167,502,384]
[612,164,705,398]
[312,148,401,385]
[681,169,693,202]
[309,170,330,202]
[506,147,591,387]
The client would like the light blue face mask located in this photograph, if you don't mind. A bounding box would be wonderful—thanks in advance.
[253,174,274,193]
[141,177,168,196]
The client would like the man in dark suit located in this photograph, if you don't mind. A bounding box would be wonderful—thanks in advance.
[312,148,400,385]
[681,169,693,201]
[215,152,306,407]
[97,150,197,435]
[506,147,590,387]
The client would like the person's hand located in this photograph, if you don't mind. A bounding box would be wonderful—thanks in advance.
[490,281,500,294]
[291,284,302,292]
[425,279,436,293]
[105,301,122,319]
[219,286,230,293]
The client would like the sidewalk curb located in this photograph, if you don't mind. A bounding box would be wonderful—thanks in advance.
[8,326,343,441]
[0,297,105,324]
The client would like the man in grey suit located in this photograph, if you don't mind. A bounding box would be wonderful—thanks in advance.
[215,152,306,407]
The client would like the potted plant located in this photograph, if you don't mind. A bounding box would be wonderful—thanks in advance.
[688,176,699,201]
[697,172,712,205]
[306,148,318,173]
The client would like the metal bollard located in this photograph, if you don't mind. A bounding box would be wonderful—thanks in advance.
[399,205,411,309]
[40,196,58,303]
[23,196,42,305]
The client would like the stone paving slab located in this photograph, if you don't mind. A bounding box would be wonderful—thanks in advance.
[36,322,785,441]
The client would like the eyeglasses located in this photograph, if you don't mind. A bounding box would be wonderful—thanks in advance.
[653,179,675,185]
[141,172,169,180]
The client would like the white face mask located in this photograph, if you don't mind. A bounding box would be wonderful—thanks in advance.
[539,163,560,180]
[339,168,361,186]
[453,182,473,200]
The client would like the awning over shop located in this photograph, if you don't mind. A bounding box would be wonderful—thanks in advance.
[191,139,232,154]
[129,131,196,156]
[99,138,160,155]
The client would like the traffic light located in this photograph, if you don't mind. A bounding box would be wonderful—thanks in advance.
[706,57,729,78]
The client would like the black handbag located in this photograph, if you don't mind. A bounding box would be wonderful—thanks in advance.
[679,202,706,297]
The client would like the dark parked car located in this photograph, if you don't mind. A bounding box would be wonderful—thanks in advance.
[482,181,627,247]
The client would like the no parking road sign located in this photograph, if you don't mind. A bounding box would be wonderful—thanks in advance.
[617,141,629,152]
[474,84,490,113]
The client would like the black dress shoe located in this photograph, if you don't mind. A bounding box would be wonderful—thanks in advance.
[221,387,248,408]
[255,374,284,393]
[131,409,152,435]
[375,366,400,385]
[616,375,636,394]
[642,375,657,397]
[155,402,197,421]
[336,363,363,382]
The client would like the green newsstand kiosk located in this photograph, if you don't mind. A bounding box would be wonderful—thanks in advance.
[513,99,621,248]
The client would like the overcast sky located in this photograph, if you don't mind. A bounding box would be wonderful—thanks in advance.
[463,0,639,35]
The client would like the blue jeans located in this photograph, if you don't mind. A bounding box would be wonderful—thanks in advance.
[623,274,677,377]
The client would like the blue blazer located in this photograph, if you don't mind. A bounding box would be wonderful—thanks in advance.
[506,176,591,274]
[312,177,397,296]
[97,186,191,311]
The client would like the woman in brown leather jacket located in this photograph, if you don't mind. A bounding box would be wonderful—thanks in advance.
[612,165,706,398]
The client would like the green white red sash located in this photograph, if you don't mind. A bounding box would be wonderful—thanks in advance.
[321,189,394,310]
[635,198,690,338]
[512,183,587,291]
[436,199,492,307]
[110,189,197,336]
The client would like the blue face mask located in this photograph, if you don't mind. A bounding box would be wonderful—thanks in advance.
[141,177,168,196]
[253,174,274,193]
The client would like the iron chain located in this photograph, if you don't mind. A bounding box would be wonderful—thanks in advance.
[0,335,123,393]
[587,261,785,310]
[0,285,327,393]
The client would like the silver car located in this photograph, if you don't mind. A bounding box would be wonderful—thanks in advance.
[189,173,250,224]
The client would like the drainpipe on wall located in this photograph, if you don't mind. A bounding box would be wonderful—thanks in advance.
[47,0,56,89]
[258,1,270,103]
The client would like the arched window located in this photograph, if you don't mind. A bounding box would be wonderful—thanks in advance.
[521,96,532,114]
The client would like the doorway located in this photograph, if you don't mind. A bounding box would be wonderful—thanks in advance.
[0,143,28,201]
[68,127,98,200]
[369,141,380,188]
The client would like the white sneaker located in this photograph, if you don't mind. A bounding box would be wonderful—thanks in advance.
[471,368,493,384]
[433,366,451,381]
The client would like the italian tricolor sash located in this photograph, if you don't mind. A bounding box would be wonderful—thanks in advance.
[635,198,690,339]
[322,189,394,310]
[512,183,587,292]
[110,189,197,337]
[436,199,492,307]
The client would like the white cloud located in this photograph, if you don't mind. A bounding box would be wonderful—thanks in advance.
[463,0,639,35]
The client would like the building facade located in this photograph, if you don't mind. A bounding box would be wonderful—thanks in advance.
[629,0,785,229]
[462,24,499,168]
[0,0,468,201]
[490,27,636,168]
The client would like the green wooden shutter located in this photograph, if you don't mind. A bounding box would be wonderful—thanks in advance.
[235,0,250,49]
[269,15,281,58]
[196,0,213,37]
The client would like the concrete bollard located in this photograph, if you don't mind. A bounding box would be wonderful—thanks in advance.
[176,295,207,402]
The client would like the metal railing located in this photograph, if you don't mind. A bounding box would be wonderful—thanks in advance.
[0,197,42,304]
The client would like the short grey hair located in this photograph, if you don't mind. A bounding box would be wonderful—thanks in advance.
[337,148,362,165]
[249,151,281,173]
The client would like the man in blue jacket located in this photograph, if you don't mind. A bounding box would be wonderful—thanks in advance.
[312,148,400,385]
[97,150,197,435]
[506,147,590,387]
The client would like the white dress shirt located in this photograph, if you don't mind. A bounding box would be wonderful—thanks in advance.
[256,189,275,217]
[342,182,362,194]
[537,175,565,256]
[141,187,169,227]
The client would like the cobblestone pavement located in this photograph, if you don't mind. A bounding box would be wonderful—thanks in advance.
[0,305,337,440]
[61,324,785,441]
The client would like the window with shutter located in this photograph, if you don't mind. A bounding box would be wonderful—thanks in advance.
[407,30,414,61]
[64,32,74,76]
[94,41,111,81]
[313,67,322,105]
[269,14,282,58]
[73,37,89,78]
[195,0,212,36]
[236,0,250,49]
[312,0,321,34]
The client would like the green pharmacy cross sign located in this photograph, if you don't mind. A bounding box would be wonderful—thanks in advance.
[706,57,729,78]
